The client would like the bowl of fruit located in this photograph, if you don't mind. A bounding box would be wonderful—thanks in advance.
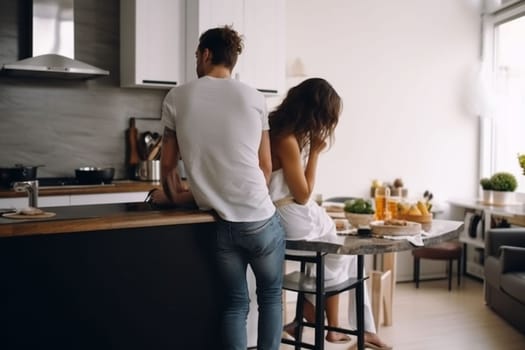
[398,191,433,231]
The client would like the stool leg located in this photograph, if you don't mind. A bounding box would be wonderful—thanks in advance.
[448,259,452,291]
[315,253,326,350]
[413,257,420,288]
[457,256,461,287]
[294,293,305,350]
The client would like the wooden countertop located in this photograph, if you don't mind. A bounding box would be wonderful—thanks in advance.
[0,180,160,198]
[0,202,216,238]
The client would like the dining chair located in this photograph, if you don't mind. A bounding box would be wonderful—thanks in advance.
[412,241,462,291]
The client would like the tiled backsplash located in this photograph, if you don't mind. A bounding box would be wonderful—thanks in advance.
[0,0,166,179]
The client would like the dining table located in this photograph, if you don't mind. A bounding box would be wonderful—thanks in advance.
[284,219,464,350]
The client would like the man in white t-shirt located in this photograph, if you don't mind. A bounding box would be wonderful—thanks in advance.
[157,26,285,350]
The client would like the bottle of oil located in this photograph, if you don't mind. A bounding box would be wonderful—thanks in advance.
[126,118,140,179]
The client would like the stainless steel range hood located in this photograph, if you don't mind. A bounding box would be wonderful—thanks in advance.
[2,0,109,79]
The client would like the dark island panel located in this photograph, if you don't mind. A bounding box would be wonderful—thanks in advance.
[0,222,223,350]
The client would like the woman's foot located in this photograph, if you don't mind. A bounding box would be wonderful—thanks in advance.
[364,332,392,350]
[283,321,299,339]
[326,331,351,344]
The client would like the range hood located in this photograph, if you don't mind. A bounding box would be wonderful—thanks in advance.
[2,0,109,79]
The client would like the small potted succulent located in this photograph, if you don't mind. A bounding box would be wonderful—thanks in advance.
[479,177,493,204]
[343,198,375,228]
[490,172,517,205]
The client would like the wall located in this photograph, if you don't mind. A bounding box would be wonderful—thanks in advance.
[285,0,481,281]
[0,0,166,179]
[0,0,481,203]
[286,0,481,213]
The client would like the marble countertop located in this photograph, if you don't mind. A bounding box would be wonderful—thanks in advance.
[285,219,463,255]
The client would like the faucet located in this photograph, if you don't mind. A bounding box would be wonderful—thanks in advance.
[13,180,39,208]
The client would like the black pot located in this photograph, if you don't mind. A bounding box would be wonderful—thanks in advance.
[75,167,115,185]
[0,165,42,188]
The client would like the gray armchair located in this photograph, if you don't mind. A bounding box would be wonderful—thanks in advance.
[485,228,525,334]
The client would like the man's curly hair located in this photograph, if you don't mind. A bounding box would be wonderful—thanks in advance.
[198,25,244,69]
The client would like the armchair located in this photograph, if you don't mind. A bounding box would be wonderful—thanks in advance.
[484,228,525,334]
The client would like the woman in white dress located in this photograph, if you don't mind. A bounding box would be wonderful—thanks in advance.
[268,78,391,350]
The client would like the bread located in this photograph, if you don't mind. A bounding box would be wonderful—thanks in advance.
[19,207,44,216]
[383,219,408,226]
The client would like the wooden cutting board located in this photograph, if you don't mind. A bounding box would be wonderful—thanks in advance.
[3,212,56,219]
[370,220,421,236]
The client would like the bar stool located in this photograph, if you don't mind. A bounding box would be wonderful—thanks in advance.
[281,249,367,350]
[412,241,462,291]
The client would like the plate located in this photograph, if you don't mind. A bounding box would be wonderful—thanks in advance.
[369,220,421,236]
[336,228,358,236]
[3,212,56,219]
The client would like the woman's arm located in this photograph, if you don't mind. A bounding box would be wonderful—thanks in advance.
[274,134,326,204]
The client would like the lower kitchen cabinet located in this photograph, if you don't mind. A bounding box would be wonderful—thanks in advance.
[69,192,148,206]
[0,196,69,209]
[0,192,148,208]
[0,222,222,350]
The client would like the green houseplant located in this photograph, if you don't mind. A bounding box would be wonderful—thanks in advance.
[490,172,517,205]
[343,198,375,227]
[490,172,517,192]
[479,177,493,204]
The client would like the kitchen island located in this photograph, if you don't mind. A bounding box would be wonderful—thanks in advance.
[0,203,221,350]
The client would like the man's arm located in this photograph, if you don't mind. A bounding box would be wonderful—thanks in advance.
[159,127,195,205]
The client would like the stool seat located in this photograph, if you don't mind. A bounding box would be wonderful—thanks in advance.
[412,242,462,260]
[412,241,462,291]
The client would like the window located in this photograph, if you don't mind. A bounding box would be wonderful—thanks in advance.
[481,1,525,192]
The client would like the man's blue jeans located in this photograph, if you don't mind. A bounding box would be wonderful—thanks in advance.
[216,212,285,350]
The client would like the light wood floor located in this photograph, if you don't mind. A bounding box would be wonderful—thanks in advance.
[281,277,525,350]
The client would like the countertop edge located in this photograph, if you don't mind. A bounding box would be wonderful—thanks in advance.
[0,209,216,238]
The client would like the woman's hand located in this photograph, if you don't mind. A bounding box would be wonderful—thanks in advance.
[310,135,327,155]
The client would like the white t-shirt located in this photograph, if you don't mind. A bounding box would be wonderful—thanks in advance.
[161,76,275,222]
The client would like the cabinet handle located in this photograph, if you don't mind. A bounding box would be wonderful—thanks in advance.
[257,88,278,94]
[142,80,177,85]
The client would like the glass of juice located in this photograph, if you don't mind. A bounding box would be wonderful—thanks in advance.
[387,196,400,219]
[374,186,391,220]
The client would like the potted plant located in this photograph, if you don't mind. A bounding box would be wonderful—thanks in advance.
[518,153,525,175]
[490,172,517,205]
[479,177,493,204]
[343,198,375,227]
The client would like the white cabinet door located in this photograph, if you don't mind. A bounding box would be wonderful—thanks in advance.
[243,0,285,95]
[186,0,245,83]
[0,196,70,209]
[70,192,148,206]
[120,0,185,89]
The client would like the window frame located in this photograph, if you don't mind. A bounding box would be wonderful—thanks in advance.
[479,1,525,190]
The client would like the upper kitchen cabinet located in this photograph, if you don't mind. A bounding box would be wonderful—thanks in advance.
[186,0,285,95]
[242,0,285,95]
[186,0,245,83]
[120,0,185,89]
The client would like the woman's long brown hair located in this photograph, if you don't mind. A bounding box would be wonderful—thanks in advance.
[269,78,342,151]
